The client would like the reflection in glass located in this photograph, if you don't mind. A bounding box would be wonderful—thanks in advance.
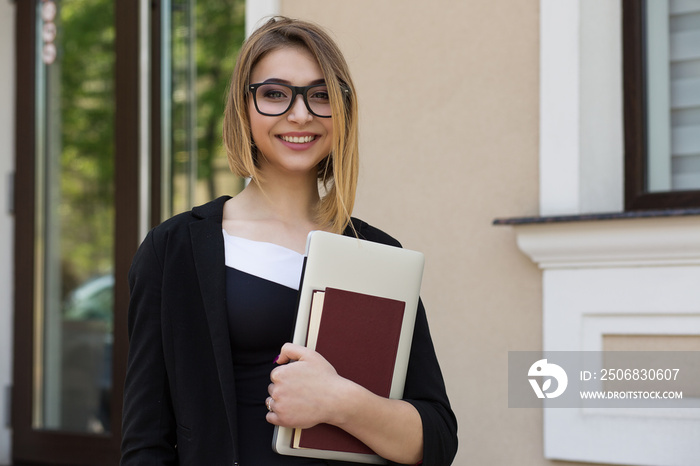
[34,0,115,434]
[164,0,246,217]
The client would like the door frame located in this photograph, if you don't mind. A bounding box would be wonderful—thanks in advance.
[12,1,142,463]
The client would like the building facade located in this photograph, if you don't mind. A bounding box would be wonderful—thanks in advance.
[0,0,698,465]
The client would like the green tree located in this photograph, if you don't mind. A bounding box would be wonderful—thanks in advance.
[195,0,245,198]
[55,0,115,291]
[171,0,245,212]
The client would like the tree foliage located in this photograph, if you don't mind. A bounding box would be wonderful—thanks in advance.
[171,0,245,213]
[52,0,116,293]
[51,0,245,289]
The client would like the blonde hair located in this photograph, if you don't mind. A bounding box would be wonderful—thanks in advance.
[223,16,359,234]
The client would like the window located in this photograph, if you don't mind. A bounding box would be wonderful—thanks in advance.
[527,3,700,463]
[624,0,700,209]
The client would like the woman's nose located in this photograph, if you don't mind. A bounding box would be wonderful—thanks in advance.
[287,94,313,123]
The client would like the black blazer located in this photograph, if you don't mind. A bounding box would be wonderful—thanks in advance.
[121,196,458,466]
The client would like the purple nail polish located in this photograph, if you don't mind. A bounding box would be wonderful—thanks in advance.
[273,355,280,364]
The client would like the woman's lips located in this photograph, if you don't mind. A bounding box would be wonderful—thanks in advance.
[279,134,316,143]
[276,133,319,150]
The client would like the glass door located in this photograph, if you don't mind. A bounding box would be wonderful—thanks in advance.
[13,0,245,464]
[13,0,134,463]
[33,0,116,435]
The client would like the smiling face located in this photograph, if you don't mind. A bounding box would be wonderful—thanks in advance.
[248,46,334,180]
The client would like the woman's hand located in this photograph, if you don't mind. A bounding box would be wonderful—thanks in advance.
[265,342,424,464]
[266,342,351,428]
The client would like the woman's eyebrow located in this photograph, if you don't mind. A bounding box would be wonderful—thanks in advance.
[261,78,327,86]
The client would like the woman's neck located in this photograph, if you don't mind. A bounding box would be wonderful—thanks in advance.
[244,175,321,225]
[222,172,326,254]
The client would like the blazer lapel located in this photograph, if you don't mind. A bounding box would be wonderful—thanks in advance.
[189,197,240,455]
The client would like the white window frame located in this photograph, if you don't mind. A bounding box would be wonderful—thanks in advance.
[539,0,623,216]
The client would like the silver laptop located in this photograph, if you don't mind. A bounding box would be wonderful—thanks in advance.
[272,230,425,464]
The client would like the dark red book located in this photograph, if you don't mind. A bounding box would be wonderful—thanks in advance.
[292,287,406,454]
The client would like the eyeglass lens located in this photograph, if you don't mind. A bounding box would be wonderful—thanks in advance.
[254,83,331,117]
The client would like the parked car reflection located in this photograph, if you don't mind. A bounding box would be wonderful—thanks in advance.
[61,273,113,434]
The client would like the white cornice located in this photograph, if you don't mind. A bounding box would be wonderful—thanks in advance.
[513,216,700,268]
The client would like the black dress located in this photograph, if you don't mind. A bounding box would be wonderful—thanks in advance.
[224,233,326,465]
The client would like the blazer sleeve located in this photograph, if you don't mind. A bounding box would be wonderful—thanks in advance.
[121,230,178,465]
[395,298,458,466]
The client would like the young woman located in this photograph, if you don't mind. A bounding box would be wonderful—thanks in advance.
[121,17,458,466]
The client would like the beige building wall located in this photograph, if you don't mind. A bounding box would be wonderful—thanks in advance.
[279,1,608,465]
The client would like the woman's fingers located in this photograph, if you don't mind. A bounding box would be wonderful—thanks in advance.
[266,343,346,428]
[274,342,308,365]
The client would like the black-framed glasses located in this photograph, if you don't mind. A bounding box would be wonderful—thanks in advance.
[249,82,346,118]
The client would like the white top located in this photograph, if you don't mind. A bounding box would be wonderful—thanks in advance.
[222,229,305,290]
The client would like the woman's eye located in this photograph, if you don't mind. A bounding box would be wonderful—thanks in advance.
[309,90,330,101]
[263,89,288,100]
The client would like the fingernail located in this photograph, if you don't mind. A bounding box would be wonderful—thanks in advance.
[273,355,280,364]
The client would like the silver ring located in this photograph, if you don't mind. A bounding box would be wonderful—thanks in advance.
[266,398,273,413]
